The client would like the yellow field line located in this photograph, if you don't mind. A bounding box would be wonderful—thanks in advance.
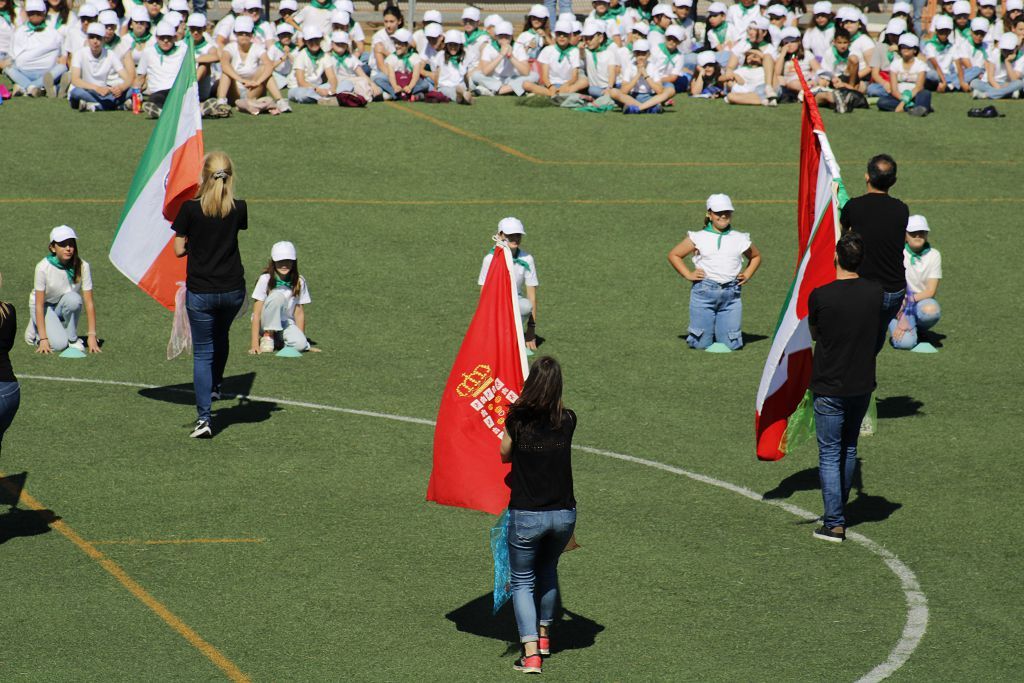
[90,537,265,546]
[0,473,251,682]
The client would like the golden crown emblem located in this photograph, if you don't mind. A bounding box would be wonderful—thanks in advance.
[456,364,495,398]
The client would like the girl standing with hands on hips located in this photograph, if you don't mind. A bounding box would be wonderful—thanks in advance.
[249,241,315,354]
[667,194,761,350]
[499,356,577,675]
[173,151,248,439]
[26,225,102,354]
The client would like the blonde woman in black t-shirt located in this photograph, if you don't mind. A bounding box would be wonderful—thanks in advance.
[499,356,577,675]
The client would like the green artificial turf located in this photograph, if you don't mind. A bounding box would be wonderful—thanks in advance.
[0,93,1022,681]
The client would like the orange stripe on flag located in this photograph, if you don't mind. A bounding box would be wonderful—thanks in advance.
[163,131,204,221]
[139,237,186,311]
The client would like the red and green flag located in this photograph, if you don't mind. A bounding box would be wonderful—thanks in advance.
[755,61,844,461]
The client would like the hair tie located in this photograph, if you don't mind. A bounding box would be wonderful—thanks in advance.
[212,170,230,180]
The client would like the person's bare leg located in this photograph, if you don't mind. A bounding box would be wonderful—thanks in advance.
[726,91,762,105]
[637,85,675,110]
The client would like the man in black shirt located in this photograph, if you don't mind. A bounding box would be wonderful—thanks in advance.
[839,154,909,353]
[807,233,882,543]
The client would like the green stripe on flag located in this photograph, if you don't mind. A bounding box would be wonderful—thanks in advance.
[769,192,834,340]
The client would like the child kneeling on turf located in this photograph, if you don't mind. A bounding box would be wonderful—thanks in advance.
[889,215,942,350]
[249,241,314,354]
[667,194,761,351]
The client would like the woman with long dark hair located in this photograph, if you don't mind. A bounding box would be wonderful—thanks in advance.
[499,356,577,675]
[173,151,248,439]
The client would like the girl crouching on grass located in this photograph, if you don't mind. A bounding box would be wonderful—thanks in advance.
[27,226,101,354]
[249,241,315,354]
[667,194,761,351]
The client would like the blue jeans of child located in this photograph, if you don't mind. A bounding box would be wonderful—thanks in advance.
[68,86,126,110]
[888,297,941,349]
[687,279,743,350]
[373,74,430,98]
[5,63,67,90]
[877,89,932,112]
[814,393,870,529]
[186,289,245,422]
[507,508,576,643]
[0,381,20,453]
[969,78,1024,99]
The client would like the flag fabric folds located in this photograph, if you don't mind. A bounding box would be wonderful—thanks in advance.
[109,38,203,311]
[754,60,843,461]
[427,243,530,515]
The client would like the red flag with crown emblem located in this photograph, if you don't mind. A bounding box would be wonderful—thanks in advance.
[427,243,530,515]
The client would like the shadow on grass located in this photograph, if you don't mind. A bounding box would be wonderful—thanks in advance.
[446,592,604,656]
[674,332,769,346]
[877,395,924,419]
[0,472,61,544]
[763,463,902,528]
[138,372,280,433]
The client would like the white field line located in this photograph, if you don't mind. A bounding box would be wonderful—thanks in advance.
[19,373,927,681]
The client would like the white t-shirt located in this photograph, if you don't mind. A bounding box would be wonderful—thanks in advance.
[922,37,957,72]
[293,5,333,35]
[537,44,580,85]
[849,31,875,62]
[903,247,941,294]
[0,13,16,55]
[732,38,779,62]
[818,46,851,77]
[384,50,423,74]
[430,52,469,87]
[63,26,88,56]
[292,47,328,83]
[331,50,364,79]
[688,228,751,283]
[224,41,264,79]
[515,28,547,57]
[584,44,619,88]
[478,249,539,294]
[620,57,665,94]
[803,24,834,60]
[731,63,766,93]
[369,27,394,74]
[478,41,529,80]
[888,55,927,91]
[267,40,295,83]
[72,45,123,86]
[137,41,186,93]
[213,13,236,43]
[726,3,761,33]
[11,23,63,71]
[650,43,684,77]
[251,273,311,320]
[955,39,990,69]
[32,258,93,305]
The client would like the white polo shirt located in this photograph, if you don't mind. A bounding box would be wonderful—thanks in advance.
[369,27,394,74]
[478,249,538,294]
[538,44,580,85]
[477,41,529,80]
[72,45,123,86]
[922,36,956,71]
[293,5,332,35]
[11,23,63,71]
[903,247,941,294]
[585,44,619,88]
[330,50,363,80]
[731,63,766,93]
[651,44,685,77]
[292,47,328,83]
[803,24,834,60]
[849,31,875,62]
[687,227,751,284]
[137,41,186,93]
[224,41,264,79]
[620,57,665,94]
[251,273,311,319]
[955,39,990,69]
[429,52,468,87]
[63,26,88,56]
[32,257,93,305]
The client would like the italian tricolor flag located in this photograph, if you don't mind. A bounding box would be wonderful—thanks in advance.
[109,40,203,310]
[754,61,843,461]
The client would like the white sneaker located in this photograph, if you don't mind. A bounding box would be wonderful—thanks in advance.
[68,339,86,352]
[259,335,275,353]
[276,98,292,113]
[189,420,213,439]
[24,320,37,346]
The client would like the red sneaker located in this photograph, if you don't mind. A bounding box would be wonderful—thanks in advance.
[538,637,550,656]
[513,654,542,674]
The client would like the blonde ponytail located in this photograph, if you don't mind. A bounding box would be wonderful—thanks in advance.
[197,151,236,219]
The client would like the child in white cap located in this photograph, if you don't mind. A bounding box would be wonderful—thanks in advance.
[478,218,539,351]
[428,29,473,103]
[67,21,132,111]
[971,32,1024,99]
[609,39,674,112]
[293,0,337,37]
[954,17,992,90]
[461,6,491,72]
[249,242,313,354]
[469,20,536,96]
[523,18,588,96]
[373,27,430,100]
[689,50,724,97]
[923,14,959,91]
[326,30,378,103]
[667,194,761,351]
[517,4,551,59]
[889,215,941,350]
[877,33,931,115]
[803,1,835,61]
[288,25,338,103]
[26,226,101,354]
[4,0,65,97]
[582,18,620,97]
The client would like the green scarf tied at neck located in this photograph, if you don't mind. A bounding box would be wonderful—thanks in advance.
[703,222,732,248]
[905,243,931,265]
[605,4,626,19]
[466,28,488,44]
[333,51,352,69]
[157,42,179,59]
[588,39,609,67]
[635,6,653,21]
[27,21,48,32]
[132,32,152,47]
[274,275,292,289]
[46,253,75,283]
[711,23,728,44]
[310,0,335,9]
[555,43,574,62]
[304,46,323,64]
[925,36,950,53]
[832,45,849,64]
[659,43,677,61]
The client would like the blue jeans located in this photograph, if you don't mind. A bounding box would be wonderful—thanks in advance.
[185,289,244,422]
[373,74,430,98]
[970,78,1024,99]
[68,86,126,111]
[544,0,572,20]
[507,508,576,643]
[687,279,743,350]
[31,290,82,351]
[866,82,888,97]
[876,288,905,354]
[814,393,870,529]
[5,63,67,90]
[888,297,941,350]
[0,381,20,454]
[877,89,932,112]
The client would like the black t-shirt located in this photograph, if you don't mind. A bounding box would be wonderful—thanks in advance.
[507,409,577,512]
[172,199,248,293]
[840,193,910,293]
[0,303,16,383]
[808,278,882,397]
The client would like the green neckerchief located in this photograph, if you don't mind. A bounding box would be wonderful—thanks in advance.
[819,20,835,30]
[47,11,64,29]
[333,50,354,70]
[304,46,323,65]
[446,53,461,67]
[587,39,609,67]
[703,222,732,248]
[752,39,770,50]
[466,28,488,44]
[151,11,164,26]
[45,253,75,283]
[606,3,626,19]
[958,26,971,41]
[650,24,666,35]
[156,42,179,61]
[972,41,987,60]
[831,45,849,64]
[132,32,152,48]
[926,36,950,53]
[634,6,653,21]
[0,9,14,25]
[192,37,207,53]
[26,21,48,32]
[395,49,414,71]
[905,243,931,265]
[273,274,292,289]
[131,0,143,4]
[850,30,864,41]
[107,34,121,48]
[509,247,531,272]
[490,37,501,51]
[555,43,574,62]
[658,42,677,62]
[711,23,728,44]
[739,3,757,15]
[310,0,335,9]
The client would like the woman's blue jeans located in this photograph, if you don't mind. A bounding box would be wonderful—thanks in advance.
[0,381,20,454]
[814,393,870,529]
[687,279,743,350]
[186,289,244,422]
[507,508,576,643]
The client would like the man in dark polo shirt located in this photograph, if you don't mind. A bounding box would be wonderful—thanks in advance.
[807,233,882,543]
[839,153,909,353]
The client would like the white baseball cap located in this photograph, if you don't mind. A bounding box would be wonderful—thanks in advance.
[331,30,350,44]
[582,18,604,36]
[444,29,465,44]
[998,33,1019,50]
[279,0,298,11]
[50,225,78,243]
[632,39,650,52]
[165,12,183,26]
[707,2,727,14]
[952,0,971,14]
[933,14,954,30]
[748,16,770,30]
[271,241,298,262]
[697,50,716,66]
[231,0,246,13]
[496,20,514,36]
[331,9,351,24]
[424,22,443,38]
[276,23,294,35]
[187,13,207,28]
[424,9,442,23]
[484,13,502,28]
[665,24,685,40]
[392,27,412,43]
[169,0,189,11]
[813,1,833,14]
[155,20,177,36]
[898,33,919,47]
[338,0,354,12]
[528,4,549,18]
[884,18,907,35]
[572,20,583,33]
[1008,0,1024,10]
[706,194,734,212]
[233,16,254,33]
[130,6,150,22]
[906,215,930,233]
[892,0,912,12]
[462,7,481,22]
[302,24,324,41]
[243,0,261,10]
[652,3,673,17]
[79,4,99,18]
[631,22,650,35]
[99,9,119,25]
[673,0,694,7]
[977,0,996,7]
[554,19,573,33]
[24,0,45,12]
[86,23,105,36]
[766,5,788,17]
[498,217,525,236]
[835,7,858,21]
[970,17,990,32]
[780,26,801,42]
[558,12,575,23]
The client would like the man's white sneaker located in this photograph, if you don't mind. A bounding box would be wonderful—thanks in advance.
[189,420,213,438]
